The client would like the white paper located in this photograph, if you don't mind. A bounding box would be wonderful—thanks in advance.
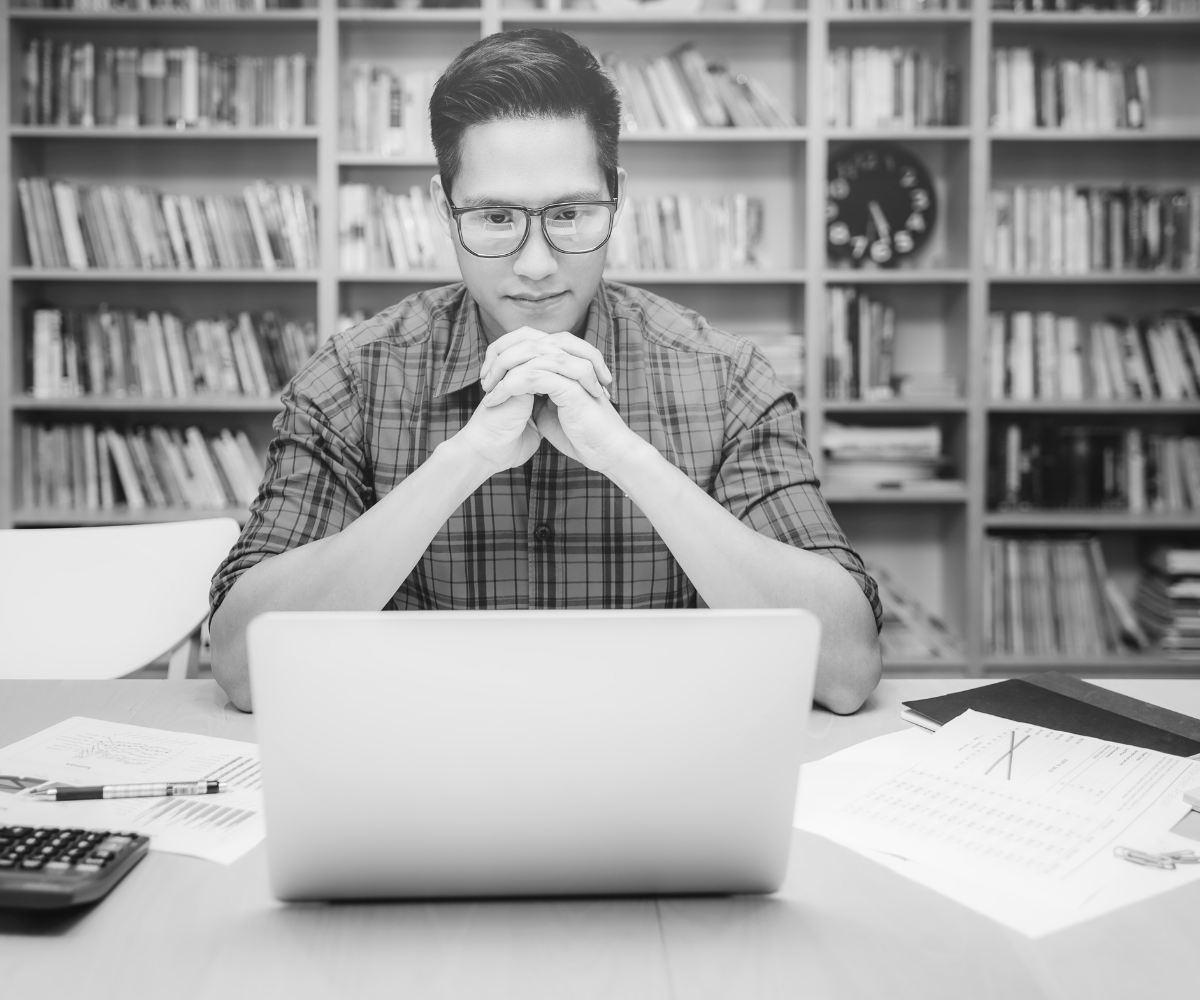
[0,717,264,865]
[795,717,1200,936]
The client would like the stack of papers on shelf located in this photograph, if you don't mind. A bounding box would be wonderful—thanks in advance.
[0,718,264,865]
[796,710,1200,936]
[823,422,947,489]
[895,373,960,399]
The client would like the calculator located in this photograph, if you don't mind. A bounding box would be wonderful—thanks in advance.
[0,825,149,909]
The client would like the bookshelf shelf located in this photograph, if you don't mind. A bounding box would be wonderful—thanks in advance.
[10,127,321,142]
[11,269,321,283]
[989,12,1200,28]
[827,127,970,141]
[497,11,810,26]
[12,507,251,528]
[619,128,808,143]
[983,656,1200,678]
[604,270,807,285]
[12,397,284,415]
[824,399,968,414]
[826,12,972,24]
[825,488,969,505]
[7,10,321,22]
[987,401,1200,416]
[987,273,1200,285]
[337,9,483,23]
[990,130,1200,143]
[823,269,970,284]
[337,154,438,167]
[3,1,1197,680]
[985,512,1200,531]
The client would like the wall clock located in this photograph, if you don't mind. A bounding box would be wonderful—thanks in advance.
[826,144,937,268]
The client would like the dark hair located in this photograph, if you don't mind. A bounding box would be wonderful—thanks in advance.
[430,28,621,200]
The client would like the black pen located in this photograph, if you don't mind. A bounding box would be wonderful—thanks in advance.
[29,780,223,802]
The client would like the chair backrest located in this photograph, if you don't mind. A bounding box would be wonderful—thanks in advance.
[0,518,241,680]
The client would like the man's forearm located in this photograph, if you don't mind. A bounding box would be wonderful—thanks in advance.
[210,436,491,710]
[607,440,882,714]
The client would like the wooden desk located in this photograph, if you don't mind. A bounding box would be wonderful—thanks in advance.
[1,678,1198,1000]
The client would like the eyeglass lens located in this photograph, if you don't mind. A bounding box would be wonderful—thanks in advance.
[458,204,612,256]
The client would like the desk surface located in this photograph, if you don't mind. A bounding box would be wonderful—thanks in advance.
[1,678,1198,1000]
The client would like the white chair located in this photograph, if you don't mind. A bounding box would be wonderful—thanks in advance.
[0,518,241,681]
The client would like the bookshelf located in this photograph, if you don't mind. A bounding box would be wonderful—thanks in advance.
[3,0,1198,678]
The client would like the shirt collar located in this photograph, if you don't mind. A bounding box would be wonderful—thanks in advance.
[433,283,618,404]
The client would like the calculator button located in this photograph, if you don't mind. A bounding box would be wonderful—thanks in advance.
[20,858,45,870]
[0,858,14,869]
[12,845,28,855]
[44,861,71,872]
[74,863,101,874]
[22,837,39,847]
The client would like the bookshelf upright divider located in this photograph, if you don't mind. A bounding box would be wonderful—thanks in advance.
[3,1,1198,677]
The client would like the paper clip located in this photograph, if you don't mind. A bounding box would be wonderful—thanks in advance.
[1159,850,1199,864]
[1114,846,1179,870]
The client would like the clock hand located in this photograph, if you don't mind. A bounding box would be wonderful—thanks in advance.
[868,201,891,240]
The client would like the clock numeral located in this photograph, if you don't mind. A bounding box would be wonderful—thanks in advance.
[894,230,914,254]
[906,212,926,233]
[826,201,839,221]
[910,189,931,211]
[828,178,850,200]
[870,240,893,264]
[829,222,851,246]
[900,169,917,188]
[851,235,869,259]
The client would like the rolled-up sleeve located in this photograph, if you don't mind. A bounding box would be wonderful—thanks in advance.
[208,338,371,621]
[711,340,883,632]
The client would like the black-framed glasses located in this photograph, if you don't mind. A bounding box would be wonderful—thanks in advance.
[445,197,619,259]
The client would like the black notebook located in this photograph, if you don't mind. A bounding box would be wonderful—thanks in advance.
[902,673,1200,759]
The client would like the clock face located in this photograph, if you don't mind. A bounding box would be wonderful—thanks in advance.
[826,144,937,268]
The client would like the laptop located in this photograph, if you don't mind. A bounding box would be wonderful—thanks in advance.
[247,608,820,901]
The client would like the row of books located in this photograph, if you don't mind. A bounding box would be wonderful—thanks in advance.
[984,535,1143,658]
[995,0,1200,11]
[989,423,1200,513]
[871,563,964,663]
[991,50,1149,133]
[18,423,266,515]
[605,195,766,274]
[12,0,307,8]
[1136,547,1200,659]
[338,184,457,273]
[19,178,318,272]
[339,65,438,158]
[825,48,961,131]
[986,185,1200,274]
[26,308,317,400]
[825,287,895,401]
[987,310,1200,402]
[603,46,794,135]
[823,422,958,492]
[21,41,315,131]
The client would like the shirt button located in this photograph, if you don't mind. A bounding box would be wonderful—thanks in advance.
[533,523,552,542]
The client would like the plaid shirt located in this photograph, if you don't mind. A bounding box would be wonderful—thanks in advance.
[210,281,881,628]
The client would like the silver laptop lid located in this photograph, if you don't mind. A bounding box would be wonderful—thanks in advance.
[248,609,820,900]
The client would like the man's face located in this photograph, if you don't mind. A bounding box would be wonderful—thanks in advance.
[431,117,625,344]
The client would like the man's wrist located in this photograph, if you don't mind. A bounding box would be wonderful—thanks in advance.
[434,433,499,491]
[602,434,663,495]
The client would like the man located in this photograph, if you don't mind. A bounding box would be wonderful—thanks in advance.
[209,29,883,713]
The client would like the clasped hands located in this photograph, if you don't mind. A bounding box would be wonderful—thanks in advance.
[457,326,641,477]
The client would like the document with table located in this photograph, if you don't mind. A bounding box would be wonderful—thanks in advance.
[797,709,1200,936]
[0,717,264,865]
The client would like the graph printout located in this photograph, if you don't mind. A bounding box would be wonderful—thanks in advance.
[0,717,264,864]
[807,710,1200,905]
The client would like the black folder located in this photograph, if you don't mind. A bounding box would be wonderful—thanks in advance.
[902,672,1200,758]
